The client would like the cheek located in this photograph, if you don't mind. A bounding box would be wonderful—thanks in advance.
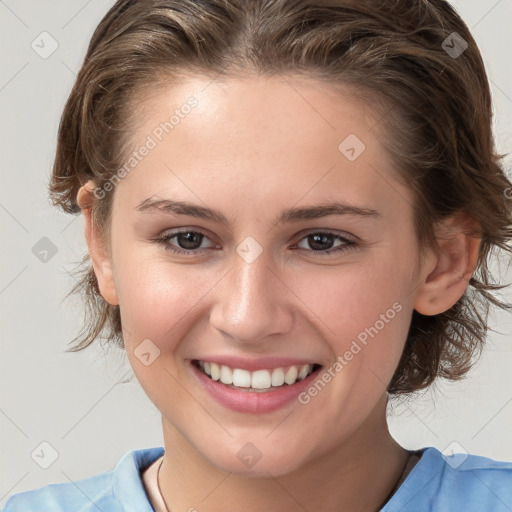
[290,257,409,340]
[289,255,412,390]
[113,253,218,407]
[113,251,215,348]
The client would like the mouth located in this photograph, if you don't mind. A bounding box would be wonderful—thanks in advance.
[192,359,322,392]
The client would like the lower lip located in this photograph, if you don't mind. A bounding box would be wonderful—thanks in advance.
[190,360,322,414]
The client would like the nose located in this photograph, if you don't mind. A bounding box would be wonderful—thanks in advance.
[209,250,294,346]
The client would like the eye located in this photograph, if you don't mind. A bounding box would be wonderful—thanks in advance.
[294,231,357,256]
[154,229,218,255]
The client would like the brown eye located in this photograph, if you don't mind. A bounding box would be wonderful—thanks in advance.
[306,233,336,251]
[155,230,217,255]
[295,231,356,256]
[174,231,204,250]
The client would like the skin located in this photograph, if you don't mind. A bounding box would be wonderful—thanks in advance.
[77,74,481,511]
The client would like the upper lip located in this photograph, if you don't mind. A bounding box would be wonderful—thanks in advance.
[191,356,322,372]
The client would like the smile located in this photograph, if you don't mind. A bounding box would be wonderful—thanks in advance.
[194,360,320,391]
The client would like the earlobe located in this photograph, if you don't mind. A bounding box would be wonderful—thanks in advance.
[77,181,119,306]
[414,214,481,316]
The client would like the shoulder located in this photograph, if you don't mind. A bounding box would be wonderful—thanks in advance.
[434,448,512,510]
[2,446,165,512]
[2,467,117,512]
[384,446,512,512]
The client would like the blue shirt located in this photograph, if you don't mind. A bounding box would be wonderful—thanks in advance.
[3,446,512,511]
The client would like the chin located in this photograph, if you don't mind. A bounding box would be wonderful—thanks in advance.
[204,442,309,478]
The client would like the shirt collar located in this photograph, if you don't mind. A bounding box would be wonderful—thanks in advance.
[112,446,165,512]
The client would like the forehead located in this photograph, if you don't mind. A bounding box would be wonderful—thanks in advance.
[115,74,413,224]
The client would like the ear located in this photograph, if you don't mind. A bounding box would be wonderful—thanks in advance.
[414,213,481,316]
[76,181,119,306]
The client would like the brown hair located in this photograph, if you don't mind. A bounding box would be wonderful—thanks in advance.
[49,0,512,395]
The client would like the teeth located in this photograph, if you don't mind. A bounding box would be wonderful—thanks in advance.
[197,361,316,390]
[220,365,233,385]
[297,365,310,380]
[284,366,298,385]
[251,370,272,389]
[271,367,285,387]
[210,362,220,381]
[232,368,251,388]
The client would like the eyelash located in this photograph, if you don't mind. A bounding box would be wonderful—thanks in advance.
[153,229,358,257]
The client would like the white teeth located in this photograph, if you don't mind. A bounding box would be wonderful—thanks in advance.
[210,362,220,381]
[251,370,272,389]
[284,366,298,385]
[220,365,233,385]
[297,364,310,381]
[232,368,251,388]
[271,367,285,387]
[197,361,316,390]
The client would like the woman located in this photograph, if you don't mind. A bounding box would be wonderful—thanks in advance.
[4,0,512,510]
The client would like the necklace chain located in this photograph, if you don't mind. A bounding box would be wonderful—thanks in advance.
[157,458,171,512]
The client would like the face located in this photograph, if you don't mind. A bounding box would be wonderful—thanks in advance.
[90,74,434,476]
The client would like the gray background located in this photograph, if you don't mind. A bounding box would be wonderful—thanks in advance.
[1,0,511,506]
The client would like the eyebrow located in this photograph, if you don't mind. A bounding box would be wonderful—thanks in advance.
[135,197,381,226]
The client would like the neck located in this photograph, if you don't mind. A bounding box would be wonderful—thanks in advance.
[158,397,409,512]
